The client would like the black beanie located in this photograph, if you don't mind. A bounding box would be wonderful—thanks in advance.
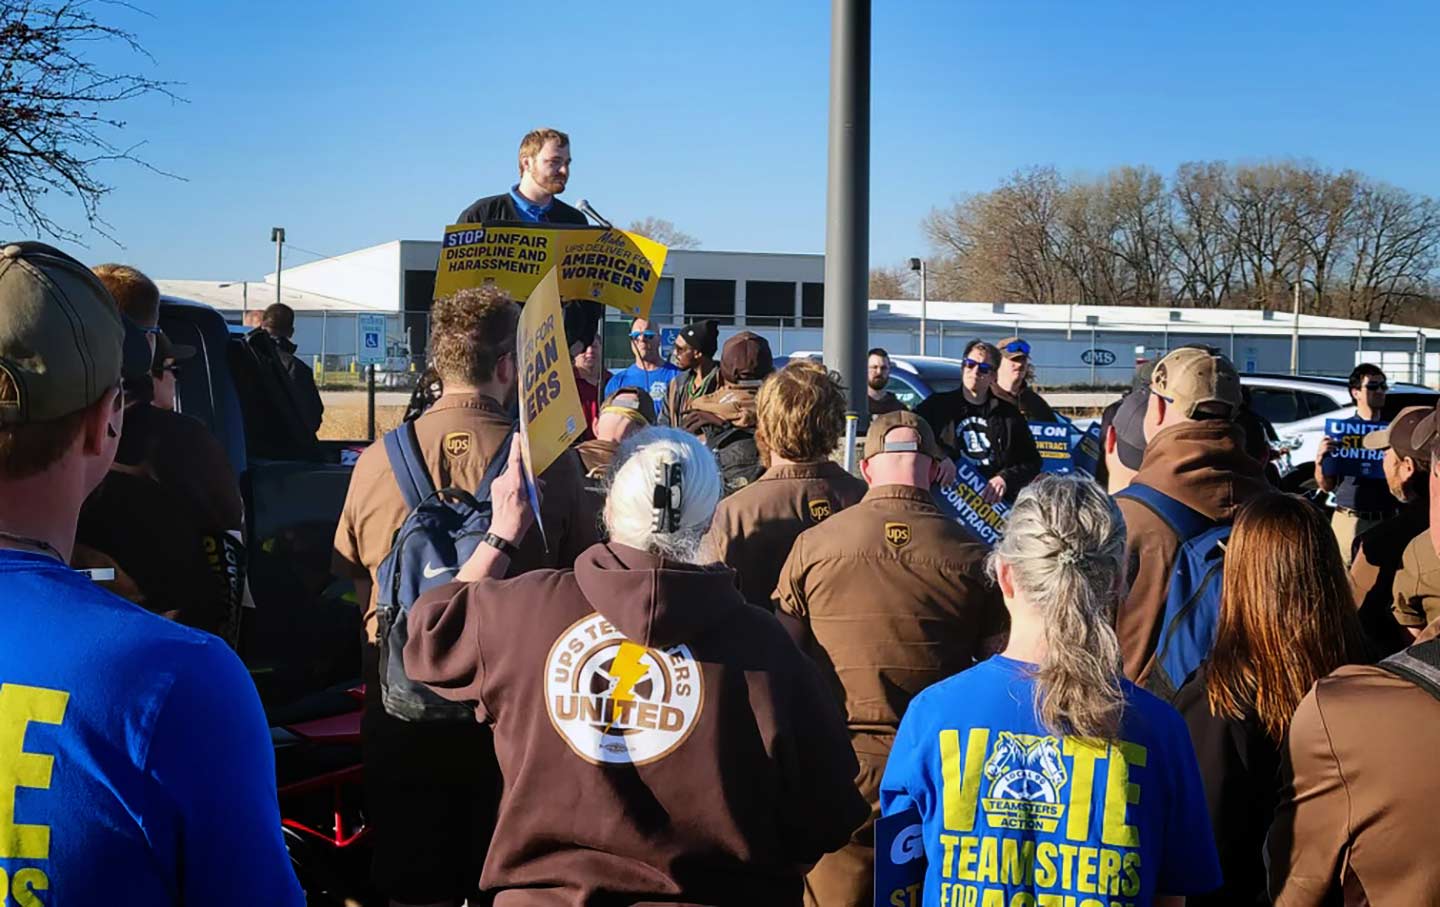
[679,319,719,357]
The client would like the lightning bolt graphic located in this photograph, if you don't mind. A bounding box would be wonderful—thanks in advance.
[601,641,649,735]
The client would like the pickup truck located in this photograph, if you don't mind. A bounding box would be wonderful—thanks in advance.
[160,297,360,709]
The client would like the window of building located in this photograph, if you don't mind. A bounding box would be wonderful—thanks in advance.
[745,280,795,326]
[684,279,736,325]
[651,277,674,318]
[802,282,824,327]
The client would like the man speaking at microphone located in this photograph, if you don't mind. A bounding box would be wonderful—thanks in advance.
[457,127,588,226]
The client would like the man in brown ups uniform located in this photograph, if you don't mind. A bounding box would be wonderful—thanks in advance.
[333,285,598,907]
[774,410,1009,907]
[706,359,866,609]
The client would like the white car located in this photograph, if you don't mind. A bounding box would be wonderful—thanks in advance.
[1241,373,1437,489]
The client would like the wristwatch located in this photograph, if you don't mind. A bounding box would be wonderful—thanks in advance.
[481,531,519,558]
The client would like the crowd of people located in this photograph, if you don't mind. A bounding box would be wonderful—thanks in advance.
[5,125,1440,907]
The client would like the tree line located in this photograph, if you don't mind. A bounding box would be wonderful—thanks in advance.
[873,162,1440,327]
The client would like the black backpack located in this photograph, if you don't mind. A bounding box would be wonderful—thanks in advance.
[702,424,764,496]
[1378,638,1440,701]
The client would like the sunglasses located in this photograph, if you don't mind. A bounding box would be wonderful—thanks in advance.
[963,358,995,374]
[1361,382,1387,391]
[1003,339,1031,356]
[630,331,657,340]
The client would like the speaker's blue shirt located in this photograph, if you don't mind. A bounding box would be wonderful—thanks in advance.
[0,550,302,906]
[880,655,1221,907]
[605,362,683,416]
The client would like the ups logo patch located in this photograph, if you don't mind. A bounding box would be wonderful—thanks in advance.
[807,499,833,522]
[884,522,911,549]
[443,432,472,459]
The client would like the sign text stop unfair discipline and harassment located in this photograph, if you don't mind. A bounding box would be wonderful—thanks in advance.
[434,224,669,319]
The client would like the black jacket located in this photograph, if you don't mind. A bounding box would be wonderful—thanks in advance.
[276,337,324,434]
[1172,668,1279,907]
[915,390,1041,501]
[455,192,588,226]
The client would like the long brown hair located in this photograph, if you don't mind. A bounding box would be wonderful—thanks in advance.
[1206,493,1369,742]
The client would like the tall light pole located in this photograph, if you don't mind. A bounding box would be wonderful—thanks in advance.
[824,0,870,467]
[1290,280,1301,376]
[909,257,927,355]
[271,226,286,310]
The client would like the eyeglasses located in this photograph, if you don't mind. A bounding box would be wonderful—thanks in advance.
[1361,382,1388,391]
[630,331,657,340]
[963,358,995,374]
[1003,339,1031,356]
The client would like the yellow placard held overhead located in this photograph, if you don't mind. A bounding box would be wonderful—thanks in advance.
[435,224,668,319]
[517,266,586,486]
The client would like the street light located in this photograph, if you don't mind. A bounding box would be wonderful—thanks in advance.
[909,257,927,355]
[271,226,286,311]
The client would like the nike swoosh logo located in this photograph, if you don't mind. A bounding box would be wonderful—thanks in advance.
[422,563,455,579]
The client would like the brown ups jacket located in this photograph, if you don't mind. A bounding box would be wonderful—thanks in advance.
[774,484,1007,907]
[333,393,600,649]
[706,460,867,609]
[1115,420,1266,681]
[1268,644,1440,905]
[403,543,868,905]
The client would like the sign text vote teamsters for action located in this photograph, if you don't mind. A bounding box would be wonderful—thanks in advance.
[435,224,669,320]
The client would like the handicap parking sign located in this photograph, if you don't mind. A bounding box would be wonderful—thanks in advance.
[358,314,386,365]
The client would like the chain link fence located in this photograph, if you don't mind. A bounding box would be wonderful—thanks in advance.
[285,309,1437,392]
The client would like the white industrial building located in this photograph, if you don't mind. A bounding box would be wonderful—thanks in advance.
[158,241,1440,387]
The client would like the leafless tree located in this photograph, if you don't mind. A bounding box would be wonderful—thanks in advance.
[0,1,181,241]
[626,216,700,249]
[868,263,916,299]
[922,160,1440,324]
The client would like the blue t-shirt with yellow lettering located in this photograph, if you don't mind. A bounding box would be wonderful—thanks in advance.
[880,655,1220,907]
[0,549,302,906]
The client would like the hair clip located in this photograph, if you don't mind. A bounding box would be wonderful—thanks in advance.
[1056,547,1084,566]
[650,460,683,534]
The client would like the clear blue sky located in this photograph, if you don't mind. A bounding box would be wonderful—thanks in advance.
[47,0,1440,281]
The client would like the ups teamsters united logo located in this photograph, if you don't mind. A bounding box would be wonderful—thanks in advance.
[545,613,703,766]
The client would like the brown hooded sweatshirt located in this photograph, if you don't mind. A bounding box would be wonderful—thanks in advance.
[404,542,868,906]
[1115,420,1267,681]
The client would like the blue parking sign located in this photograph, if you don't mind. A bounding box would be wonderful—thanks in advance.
[358,314,386,366]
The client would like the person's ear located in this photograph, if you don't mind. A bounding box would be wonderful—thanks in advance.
[1105,424,1118,454]
[498,351,517,387]
[860,457,874,484]
[996,558,1017,599]
[84,385,122,455]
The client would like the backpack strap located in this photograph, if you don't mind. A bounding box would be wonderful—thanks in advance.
[1378,638,1440,702]
[1115,483,1215,542]
[383,420,438,511]
[473,427,517,503]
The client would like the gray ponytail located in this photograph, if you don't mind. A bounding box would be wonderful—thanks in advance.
[988,474,1128,740]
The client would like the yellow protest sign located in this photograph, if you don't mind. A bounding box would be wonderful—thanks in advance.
[435,224,668,319]
[518,267,586,484]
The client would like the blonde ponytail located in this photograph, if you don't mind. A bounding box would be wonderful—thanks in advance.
[988,475,1128,741]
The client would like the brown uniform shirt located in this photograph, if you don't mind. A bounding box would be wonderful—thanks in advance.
[1350,505,1428,656]
[1115,420,1267,681]
[774,483,1006,907]
[403,542,868,905]
[574,438,618,479]
[706,460,868,609]
[1268,661,1440,905]
[332,393,600,650]
[1392,529,1440,629]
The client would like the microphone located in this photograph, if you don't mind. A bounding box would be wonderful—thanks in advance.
[577,199,614,230]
